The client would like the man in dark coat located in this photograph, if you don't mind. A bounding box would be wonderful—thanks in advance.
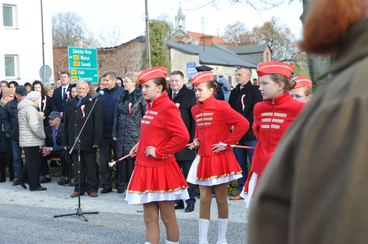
[2,88,23,186]
[169,70,197,212]
[228,66,263,199]
[98,71,123,194]
[52,71,71,113]
[0,88,14,182]
[62,81,102,197]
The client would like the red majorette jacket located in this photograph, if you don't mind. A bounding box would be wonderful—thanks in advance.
[251,92,304,175]
[135,93,189,167]
[191,95,249,156]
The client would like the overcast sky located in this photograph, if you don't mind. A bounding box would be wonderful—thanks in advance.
[48,0,303,45]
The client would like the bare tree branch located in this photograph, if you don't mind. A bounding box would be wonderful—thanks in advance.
[229,0,298,10]
[182,0,218,11]
[52,12,99,47]
[98,27,123,47]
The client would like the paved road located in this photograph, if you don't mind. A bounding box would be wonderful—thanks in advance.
[0,180,249,243]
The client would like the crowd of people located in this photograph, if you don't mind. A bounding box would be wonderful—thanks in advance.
[0,61,313,244]
[2,0,367,243]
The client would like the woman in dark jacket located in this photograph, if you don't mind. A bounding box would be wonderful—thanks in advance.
[112,72,146,193]
[32,81,52,119]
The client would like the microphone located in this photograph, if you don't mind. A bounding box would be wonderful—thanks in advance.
[89,90,104,101]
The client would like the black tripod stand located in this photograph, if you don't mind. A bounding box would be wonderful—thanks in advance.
[54,97,99,222]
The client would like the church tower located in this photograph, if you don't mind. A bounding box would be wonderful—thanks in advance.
[171,6,193,44]
[175,6,186,31]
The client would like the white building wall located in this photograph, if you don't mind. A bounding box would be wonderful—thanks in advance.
[209,65,237,87]
[170,49,258,88]
[0,0,54,83]
[211,65,258,88]
[169,48,199,82]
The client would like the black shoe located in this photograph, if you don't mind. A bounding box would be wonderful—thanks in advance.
[100,188,112,194]
[184,203,195,213]
[0,178,5,183]
[117,188,125,194]
[174,202,185,210]
[39,176,51,183]
[13,179,27,189]
[30,186,47,191]
[12,179,20,186]
[57,177,68,186]
[20,182,27,189]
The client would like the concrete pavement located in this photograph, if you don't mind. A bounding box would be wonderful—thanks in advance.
[0,179,249,243]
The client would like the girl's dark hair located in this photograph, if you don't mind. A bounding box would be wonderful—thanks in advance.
[9,81,19,87]
[70,83,77,89]
[151,77,168,92]
[32,80,45,96]
[269,74,296,92]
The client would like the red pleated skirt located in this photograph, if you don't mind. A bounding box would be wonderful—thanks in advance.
[125,160,189,204]
[187,151,242,186]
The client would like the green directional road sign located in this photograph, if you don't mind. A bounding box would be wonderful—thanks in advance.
[68,47,99,83]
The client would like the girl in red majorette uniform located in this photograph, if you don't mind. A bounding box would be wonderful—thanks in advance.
[125,66,190,244]
[290,76,313,103]
[186,71,249,244]
[242,61,305,208]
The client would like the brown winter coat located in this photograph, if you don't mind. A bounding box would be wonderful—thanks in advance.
[249,20,368,244]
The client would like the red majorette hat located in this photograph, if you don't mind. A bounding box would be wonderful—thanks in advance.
[257,61,295,78]
[293,76,312,89]
[191,71,213,86]
[138,66,167,84]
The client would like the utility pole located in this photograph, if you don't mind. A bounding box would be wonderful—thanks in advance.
[201,17,205,50]
[40,0,46,82]
[145,0,151,68]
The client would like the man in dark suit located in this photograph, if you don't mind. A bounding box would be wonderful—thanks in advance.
[228,66,263,200]
[52,71,71,113]
[62,81,102,198]
[169,70,197,212]
[42,111,70,185]
[98,72,123,194]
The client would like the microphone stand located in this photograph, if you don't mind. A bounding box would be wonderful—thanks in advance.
[54,96,99,222]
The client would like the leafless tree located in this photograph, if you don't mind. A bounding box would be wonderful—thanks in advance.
[52,12,98,48]
[98,26,123,48]
[222,21,247,43]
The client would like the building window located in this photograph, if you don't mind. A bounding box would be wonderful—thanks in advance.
[3,4,16,27]
[5,55,18,77]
